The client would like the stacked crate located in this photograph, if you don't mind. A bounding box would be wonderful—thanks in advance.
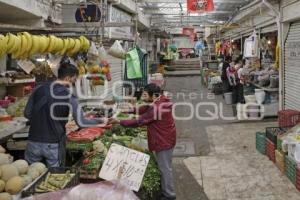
[285,155,297,185]
[256,132,266,155]
[296,167,300,192]
[278,110,300,128]
[275,150,286,173]
[266,138,276,163]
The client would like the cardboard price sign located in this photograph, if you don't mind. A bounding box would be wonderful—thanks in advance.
[99,143,150,192]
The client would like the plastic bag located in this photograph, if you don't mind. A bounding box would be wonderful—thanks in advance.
[108,40,126,59]
[23,181,140,200]
[126,48,142,79]
[99,46,108,60]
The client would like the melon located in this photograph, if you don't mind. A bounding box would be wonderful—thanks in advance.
[0,180,4,192]
[0,165,18,182]
[0,193,12,200]
[12,160,29,175]
[30,162,47,175]
[0,154,13,166]
[20,175,33,187]
[5,176,24,194]
[27,167,40,180]
[0,146,5,154]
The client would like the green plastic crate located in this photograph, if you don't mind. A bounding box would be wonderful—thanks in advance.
[285,155,297,185]
[256,132,266,155]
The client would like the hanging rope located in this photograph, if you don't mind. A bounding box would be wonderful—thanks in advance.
[134,0,138,46]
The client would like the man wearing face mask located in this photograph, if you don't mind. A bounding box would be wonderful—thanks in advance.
[24,59,107,167]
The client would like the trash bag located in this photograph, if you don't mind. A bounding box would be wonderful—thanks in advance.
[22,181,140,200]
[108,40,126,59]
[126,48,142,79]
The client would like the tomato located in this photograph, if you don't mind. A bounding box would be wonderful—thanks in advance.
[83,158,89,165]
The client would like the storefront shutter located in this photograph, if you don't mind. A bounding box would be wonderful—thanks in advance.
[284,21,300,110]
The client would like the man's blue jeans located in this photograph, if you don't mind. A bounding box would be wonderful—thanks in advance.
[25,141,60,167]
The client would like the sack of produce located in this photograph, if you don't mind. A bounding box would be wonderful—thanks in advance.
[108,40,126,59]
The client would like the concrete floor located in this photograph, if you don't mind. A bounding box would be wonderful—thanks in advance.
[165,76,300,200]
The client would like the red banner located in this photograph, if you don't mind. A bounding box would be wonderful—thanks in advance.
[182,27,194,36]
[187,0,215,13]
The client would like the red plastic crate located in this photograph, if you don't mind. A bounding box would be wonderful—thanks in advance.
[266,139,276,163]
[278,110,300,128]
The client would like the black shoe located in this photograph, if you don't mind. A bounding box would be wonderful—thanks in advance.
[161,195,176,200]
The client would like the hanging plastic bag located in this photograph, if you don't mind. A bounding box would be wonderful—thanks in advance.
[99,45,108,60]
[126,48,142,79]
[108,40,126,59]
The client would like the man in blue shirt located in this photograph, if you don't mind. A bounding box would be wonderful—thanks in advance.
[24,60,106,167]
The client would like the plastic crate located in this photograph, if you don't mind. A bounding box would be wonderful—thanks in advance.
[22,167,80,198]
[285,155,297,185]
[256,132,266,155]
[278,110,300,128]
[275,150,286,173]
[265,127,289,147]
[296,167,300,192]
[266,139,276,163]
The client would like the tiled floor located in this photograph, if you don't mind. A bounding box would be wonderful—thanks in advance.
[183,122,300,200]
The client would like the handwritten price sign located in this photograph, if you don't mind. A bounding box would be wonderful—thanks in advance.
[99,143,150,191]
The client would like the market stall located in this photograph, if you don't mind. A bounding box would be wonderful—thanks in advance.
[0,16,152,200]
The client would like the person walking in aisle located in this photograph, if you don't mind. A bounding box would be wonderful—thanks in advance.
[109,83,177,200]
[221,56,232,95]
[24,59,107,167]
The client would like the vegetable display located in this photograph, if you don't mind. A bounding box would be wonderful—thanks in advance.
[34,171,75,193]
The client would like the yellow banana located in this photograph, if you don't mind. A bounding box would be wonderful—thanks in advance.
[29,35,41,56]
[68,39,81,56]
[11,35,23,59]
[79,36,90,52]
[22,32,33,52]
[6,33,19,54]
[67,38,76,50]
[39,36,50,54]
[47,35,59,53]
[0,35,8,57]
[17,33,28,57]
[54,38,64,53]
[58,39,70,55]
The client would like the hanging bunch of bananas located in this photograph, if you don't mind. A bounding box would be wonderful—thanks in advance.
[0,33,91,59]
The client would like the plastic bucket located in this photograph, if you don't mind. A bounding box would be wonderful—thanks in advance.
[224,92,233,105]
[245,95,256,103]
[255,89,266,104]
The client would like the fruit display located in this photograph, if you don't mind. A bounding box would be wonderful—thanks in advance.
[6,96,28,117]
[34,171,75,193]
[0,146,48,196]
[0,33,90,59]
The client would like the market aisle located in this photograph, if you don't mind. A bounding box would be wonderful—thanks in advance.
[164,76,235,199]
[183,122,300,200]
[164,76,234,156]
